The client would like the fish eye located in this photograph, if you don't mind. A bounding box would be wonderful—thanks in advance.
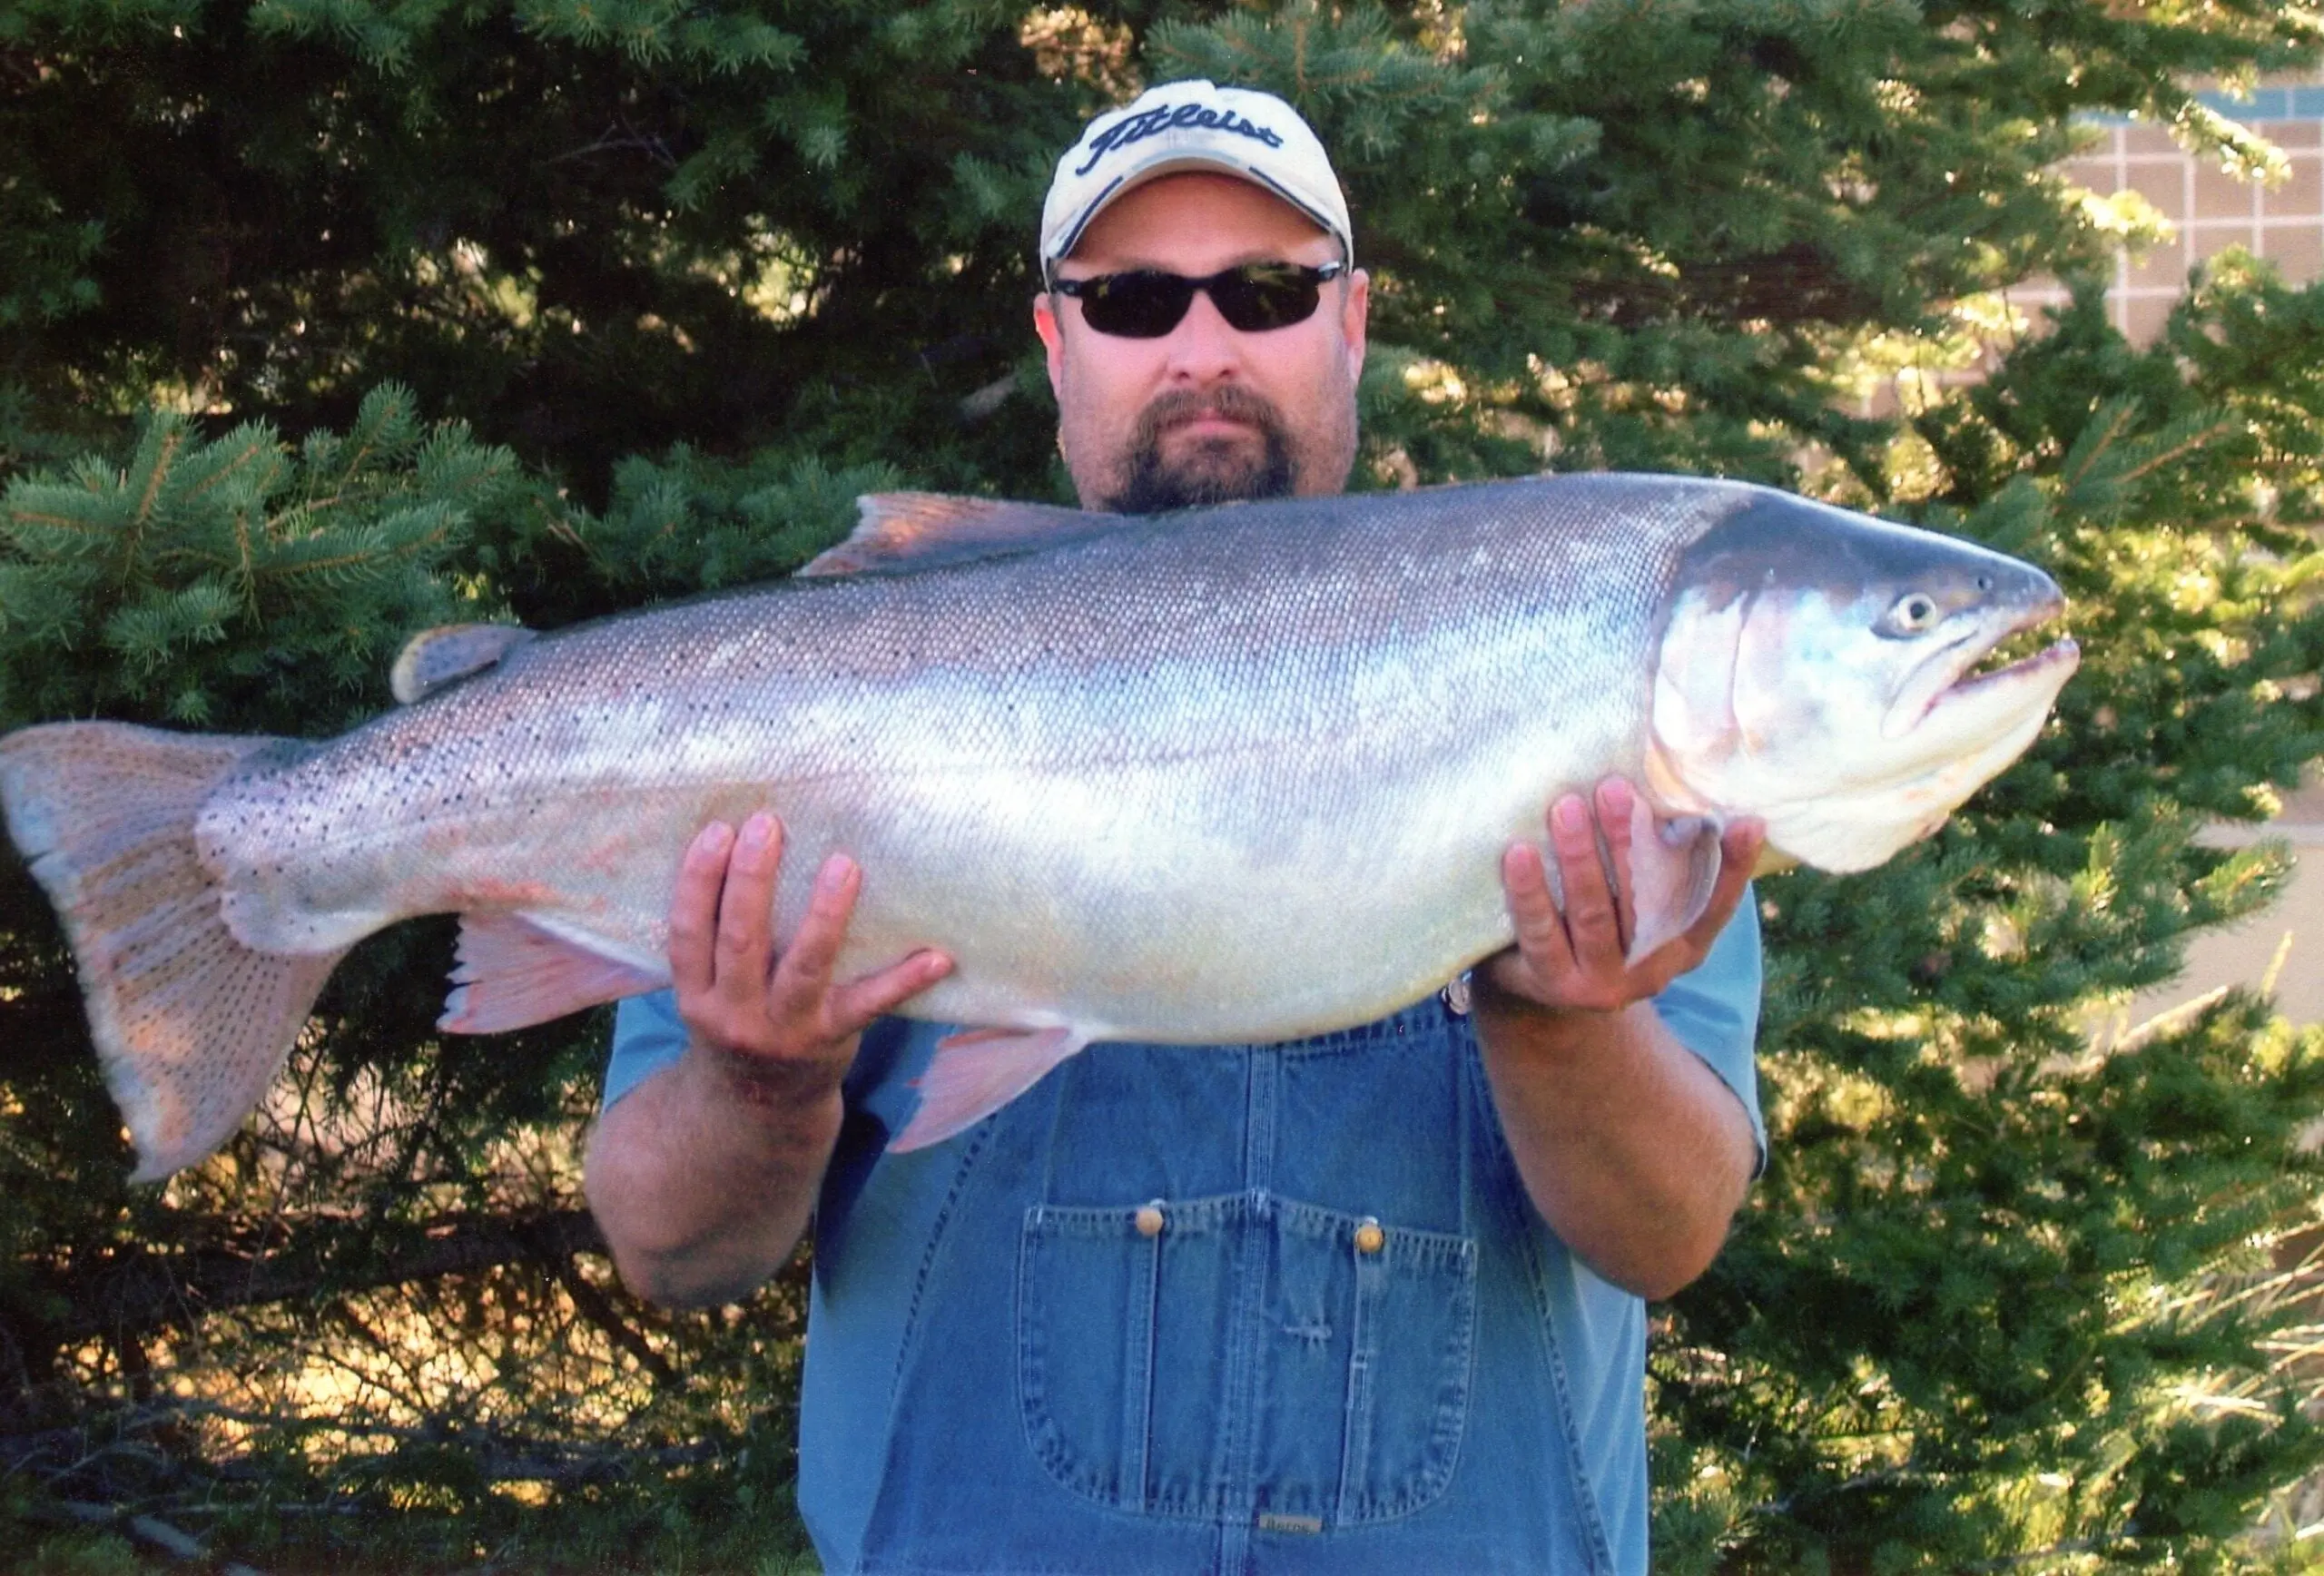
[1880,591,1943,636]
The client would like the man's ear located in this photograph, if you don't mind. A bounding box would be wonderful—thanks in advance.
[1033,292,1068,402]
[1341,267,1371,382]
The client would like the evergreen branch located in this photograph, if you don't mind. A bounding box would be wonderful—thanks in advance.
[327,426,381,497]
[260,527,454,585]
[2110,418,2241,490]
[233,493,257,612]
[4,1401,725,1489]
[176,426,286,512]
[127,419,184,539]
[550,1258,677,1388]
[546,123,680,171]
[5,1208,606,1353]
[2,507,110,538]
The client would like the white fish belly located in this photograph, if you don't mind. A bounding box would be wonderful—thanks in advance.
[745,681,1634,1044]
[830,755,1540,1043]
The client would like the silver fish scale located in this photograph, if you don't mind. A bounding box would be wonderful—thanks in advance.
[198,474,1738,1042]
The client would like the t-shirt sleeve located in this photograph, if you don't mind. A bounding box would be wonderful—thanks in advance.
[603,989,689,1111]
[1648,887,1766,1168]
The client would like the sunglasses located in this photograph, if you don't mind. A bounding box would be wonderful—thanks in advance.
[1050,260,1346,338]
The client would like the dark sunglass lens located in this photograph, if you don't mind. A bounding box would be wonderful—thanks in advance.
[1079,272,1195,338]
[1209,265,1324,332]
[1066,264,1330,336]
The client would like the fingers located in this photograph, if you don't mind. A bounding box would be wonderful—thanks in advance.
[1502,841,1571,975]
[1493,777,1748,1016]
[669,814,945,1060]
[712,813,784,1004]
[1593,776,1638,949]
[767,853,857,1022]
[764,854,950,1039]
[1546,792,1625,967]
[830,950,955,1036]
[668,820,736,1000]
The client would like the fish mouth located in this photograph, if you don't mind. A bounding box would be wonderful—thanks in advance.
[1882,599,2080,742]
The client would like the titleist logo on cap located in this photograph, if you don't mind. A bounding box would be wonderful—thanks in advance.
[1073,101,1286,176]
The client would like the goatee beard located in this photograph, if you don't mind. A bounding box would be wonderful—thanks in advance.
[1103,387,1295,515]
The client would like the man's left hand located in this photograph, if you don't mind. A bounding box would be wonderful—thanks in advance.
[1484,776,1766,1016]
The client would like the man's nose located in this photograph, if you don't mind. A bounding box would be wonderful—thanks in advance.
[1160,287,1247,383]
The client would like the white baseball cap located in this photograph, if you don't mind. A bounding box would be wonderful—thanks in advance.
[1039,80,1354,284]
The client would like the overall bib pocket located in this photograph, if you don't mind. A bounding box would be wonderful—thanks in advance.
[1017,1190,1478,1527]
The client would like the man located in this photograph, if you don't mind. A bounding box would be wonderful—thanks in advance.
[586,80,1767,1575]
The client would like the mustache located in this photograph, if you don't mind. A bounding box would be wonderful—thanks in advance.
[1131,385,1289,447]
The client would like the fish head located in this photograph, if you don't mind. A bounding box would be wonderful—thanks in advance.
[1645,488,2080,873]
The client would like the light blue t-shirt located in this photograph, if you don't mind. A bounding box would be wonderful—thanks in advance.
[606,902,1761,1575]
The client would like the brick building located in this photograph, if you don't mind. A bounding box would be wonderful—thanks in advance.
[2044,82,2324,1028]
[2043,81,2324,342]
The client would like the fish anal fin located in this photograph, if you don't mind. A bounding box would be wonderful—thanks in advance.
[889,1025,1088,1151]
[0,721,349,1181]
[798,493,1118,578]
[390,623,536,704]
[1624,796,1726,965]
[439,912,666,1035]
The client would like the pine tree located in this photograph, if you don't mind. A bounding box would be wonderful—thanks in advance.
[6,0,2324,1569]
[1658,270,2324,1570]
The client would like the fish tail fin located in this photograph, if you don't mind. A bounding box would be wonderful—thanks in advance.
[0,722,347,1181]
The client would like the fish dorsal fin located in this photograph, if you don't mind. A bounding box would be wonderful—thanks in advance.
[797,492,1121,577]
[390,623,537,704]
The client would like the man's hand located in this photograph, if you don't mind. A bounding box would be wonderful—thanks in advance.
[670,811,952,1097]
[584,812,950,1308]
[1483,776,1765,1018]
[1470,776,1764,1299]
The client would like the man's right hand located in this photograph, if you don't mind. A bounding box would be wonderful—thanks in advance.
[670,811,952,1094]
[584,811,950,1308]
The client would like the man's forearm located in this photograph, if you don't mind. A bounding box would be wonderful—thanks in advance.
[584,1040,848,1307]
[1473,988,1757,1301]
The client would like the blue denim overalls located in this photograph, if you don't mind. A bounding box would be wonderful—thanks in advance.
[606,903,1761,1575]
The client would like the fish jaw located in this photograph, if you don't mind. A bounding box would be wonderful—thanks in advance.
[1745,635,2079,871]
[1891,630,2081,772]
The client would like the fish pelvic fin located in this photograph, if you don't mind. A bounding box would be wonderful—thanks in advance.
[1623,797,1727,966]
[889,1024,1089,1152]
[439,911,666,1035]
[0,722,348,1182]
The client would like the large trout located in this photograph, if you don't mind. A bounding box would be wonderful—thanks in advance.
[0,474,2077,1177]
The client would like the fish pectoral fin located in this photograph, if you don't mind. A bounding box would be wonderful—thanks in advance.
[1623,797,1727,966]
[797,492,1118,578]
[389,623,536,704]
[438,912,667,1035]
[889,1025,1089,1152]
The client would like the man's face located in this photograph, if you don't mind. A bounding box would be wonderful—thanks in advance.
[1035,172,1369,512]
